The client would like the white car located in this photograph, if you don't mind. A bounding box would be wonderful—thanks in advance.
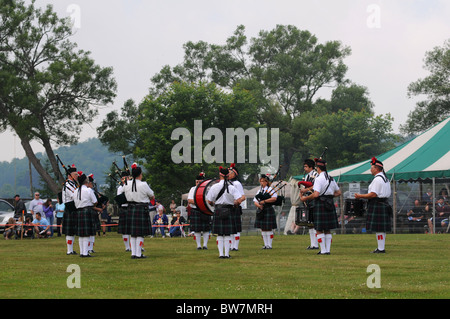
[0,199,15,233]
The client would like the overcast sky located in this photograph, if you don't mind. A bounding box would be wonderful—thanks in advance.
[1,0,449,162]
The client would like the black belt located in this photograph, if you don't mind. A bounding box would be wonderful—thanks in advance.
[128,202,149,207]
[76,206,93,211]
[318,195,334,199]
[215,204,233,209]
[368,198,388,203]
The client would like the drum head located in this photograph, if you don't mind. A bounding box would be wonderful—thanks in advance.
[194,179,219,215]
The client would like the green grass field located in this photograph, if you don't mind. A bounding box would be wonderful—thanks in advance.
[0,233,449,299]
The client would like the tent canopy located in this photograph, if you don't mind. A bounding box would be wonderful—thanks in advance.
[293,116,450,183]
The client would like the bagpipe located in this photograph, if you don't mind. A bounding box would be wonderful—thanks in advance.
[255,166,287,207]
[295,147,327,227]
[111,156,131,206]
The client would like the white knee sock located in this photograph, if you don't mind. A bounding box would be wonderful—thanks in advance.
[317,233,326,254]
[261,231,268,247]
[202,232,210,248]
[224,236,231,257]
[123,235,130,250]
[66,236,75,253]
[136,237,144,257]
[217,236,224,256]
[267,231,274,248]
[234,232,240,250]
[130,237,136,256]
[89,236,95,251]
[309,228,318,247]
[325,234,332,253]
[376,232,386,251]
[194,232,202,248]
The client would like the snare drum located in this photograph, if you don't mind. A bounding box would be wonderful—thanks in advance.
[344,199,366,217]
[194,179,219,216]
[295,204,314,227]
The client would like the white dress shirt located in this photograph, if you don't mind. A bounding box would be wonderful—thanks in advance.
[368,173,391,198]
[74,185,98,209]
[124,179,154,203]
[206,180,240,205]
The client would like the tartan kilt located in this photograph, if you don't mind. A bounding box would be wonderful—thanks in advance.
[212,206,236,235]
[254,205,277,231]
[366,200,392,232]
[62,205,77,236]
[76,207,97,237]
[125,204,151,237]
[91,209,100,232]
[312,198,338,231]
[232,206,243,233]
[117,206,128,234]
[189,208,211,232]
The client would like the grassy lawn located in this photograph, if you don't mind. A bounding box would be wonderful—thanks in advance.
[0,233,449,299]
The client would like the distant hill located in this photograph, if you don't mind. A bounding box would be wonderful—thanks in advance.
[0,138,126,198]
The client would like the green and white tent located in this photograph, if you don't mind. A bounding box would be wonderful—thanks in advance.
[325,116,450,183]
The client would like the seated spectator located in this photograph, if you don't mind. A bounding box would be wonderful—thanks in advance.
[43,198,54,237]
[3,217,16,240]
[32,212,51,238]
[169,210,186,237]
[151,206,168,237]
[17,216,34,239]
[427,196,450,233]
[407,199,426,233]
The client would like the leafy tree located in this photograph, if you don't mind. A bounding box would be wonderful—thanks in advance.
[402,39,450,134]
[100,81,259,200]
[0,0,117,194]
[150,25,352,176]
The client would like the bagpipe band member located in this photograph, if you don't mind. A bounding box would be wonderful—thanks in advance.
[187,171,211,250]
[354,157,392,253]
[87,174,102,253]
[123,163,154,259]
[301,159,341,255]
[62,164,78,255]
[253,174,278,249]
[301,159,319,250]
[206,166,243,259]
[228,163,246,251]
[74,172,98,257]
[117,171,131,252]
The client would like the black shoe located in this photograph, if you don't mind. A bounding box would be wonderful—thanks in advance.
[372,249,386,254]
[307,246,319,250]
[202,246,208,250]
[224,255,231,259]
[197,247,202,250]
[317,251,330,255]
[131,255,136,259]
[67,251,77,255]
[137,255,147,259]
[125,249,131,252]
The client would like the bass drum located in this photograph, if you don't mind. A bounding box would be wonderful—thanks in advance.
[194,179,219,216]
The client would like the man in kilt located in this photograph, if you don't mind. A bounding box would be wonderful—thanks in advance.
[253,175,278,249]
[188,172,212,250]
[87,174,104,254]
[355,157,392,253]
[74,173,99,257]
[123,163,154,259]
[62,164,78,255]
[117,171,131,251]
[301,159,341,255]
[228,163,246,251]
[206,167,243,259]
[299,159,319,250]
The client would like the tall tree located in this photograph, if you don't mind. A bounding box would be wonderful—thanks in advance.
[0,0,117,194]
[402,39,450,134]
[150,25,351,176]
